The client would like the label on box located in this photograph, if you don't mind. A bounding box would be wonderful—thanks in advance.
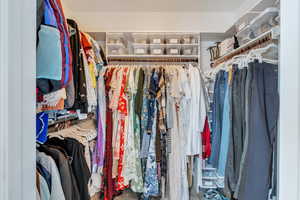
[153,39,161,44]
[170,39,179,44]
[170,49,179,54]
[136,48,145,54]
[153,49,162,54]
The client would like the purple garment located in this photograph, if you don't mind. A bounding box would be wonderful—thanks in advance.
[44,0,57,27]
[92,109,104,172]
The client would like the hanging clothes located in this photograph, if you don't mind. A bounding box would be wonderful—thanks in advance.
[204,58,279,200]
[97,64,207,200]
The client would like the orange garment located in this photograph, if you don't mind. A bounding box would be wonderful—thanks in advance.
[38,98,65,111]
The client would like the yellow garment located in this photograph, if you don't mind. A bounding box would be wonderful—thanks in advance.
[88,62,97,89]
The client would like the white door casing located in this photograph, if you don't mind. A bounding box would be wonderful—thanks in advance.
[0,0,36,199]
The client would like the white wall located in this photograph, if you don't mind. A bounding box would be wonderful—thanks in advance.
[67,11,235,33]
[200,40,221,72]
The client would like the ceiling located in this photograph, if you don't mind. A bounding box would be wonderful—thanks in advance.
[65,0,245,12]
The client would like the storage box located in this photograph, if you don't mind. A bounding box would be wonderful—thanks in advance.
[182,46,193,55]
[107,33,124,45]
[108,46,126,55]
[166,45,181,55]
[150,45,165,55]
[133,44,148,55]
[166,34,181,44]
[132,33,148,44]
[149,34,164,44]
[182,35,192,44]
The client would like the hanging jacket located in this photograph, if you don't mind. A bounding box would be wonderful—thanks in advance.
[39,145,81,200]
[47,138,91,200]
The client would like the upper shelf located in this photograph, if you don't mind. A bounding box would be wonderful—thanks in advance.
[212,25,279,67]
[225,0,279,35]
[106,32,201,62]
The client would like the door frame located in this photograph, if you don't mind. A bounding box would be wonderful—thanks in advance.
[0,0,36,199]
[0,0,300,200]
[278,0,300,199]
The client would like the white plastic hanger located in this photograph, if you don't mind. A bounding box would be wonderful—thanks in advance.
[247,43,278,64]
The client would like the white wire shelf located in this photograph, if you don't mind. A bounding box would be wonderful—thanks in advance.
[212,25,279,67]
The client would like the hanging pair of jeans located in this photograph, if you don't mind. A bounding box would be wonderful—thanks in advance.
[209,71,228,168]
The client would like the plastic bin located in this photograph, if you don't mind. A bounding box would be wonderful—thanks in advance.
[182,35,192,44]
[133,44,148,55]
[149,34,164,44]
[108,46,126,55]
[132,33,148,44]
[150,45,165,55]
[107,33,124,45]
[182,46,193,55]
[166,34,181,44]
[166,45,181,55]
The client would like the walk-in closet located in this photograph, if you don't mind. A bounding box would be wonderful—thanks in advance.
[1,0,300,200]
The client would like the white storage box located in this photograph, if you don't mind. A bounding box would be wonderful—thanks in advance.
[107,33,124,45]
[133,44,148,55]
[166,45,181,55]
[182,47,193,55]
[132,33,148,44]
[182,35,192,44]
[149,34,164,44]
[108,46,126,55]
[166,34,181,44]
[150,45,165,55]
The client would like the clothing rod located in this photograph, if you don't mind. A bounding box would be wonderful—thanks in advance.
[107,61,197,65]
[212,26,279,68]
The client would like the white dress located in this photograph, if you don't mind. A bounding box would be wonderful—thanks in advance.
[167,67,189,200]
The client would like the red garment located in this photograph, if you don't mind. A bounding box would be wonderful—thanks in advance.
[80,32,93,52]
[116,68,129,191]
[202,117,211,159]
[103,68,116,200]
[36,88,44,102]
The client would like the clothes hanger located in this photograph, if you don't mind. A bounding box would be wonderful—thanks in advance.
[247,43,278,64]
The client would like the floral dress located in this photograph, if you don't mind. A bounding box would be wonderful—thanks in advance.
[116,67,129,191]
[123,68,143,192]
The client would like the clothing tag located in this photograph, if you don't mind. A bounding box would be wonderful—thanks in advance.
[76,109,88,120]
